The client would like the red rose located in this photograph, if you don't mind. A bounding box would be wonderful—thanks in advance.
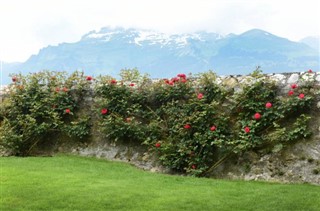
[299,93,305,99]
[101,108,108,115]
[177,73,186,79]
[288,90,294,96]
[210,126,216,131]
[111,79,117,84]
[12,77,17,82]
[86,76,93,81]
[184,124,191,129]
[65,108,71,114]
[155,142,161,148]
[197,93,203,99]
[265,102,272,109]
[63,87,68,92]
[291,84,298,89]
[172,77,180,82]
[129,83,135,87]
[191,165,196,169]
[254,113,261,120]
[168,81,174,86]
[181,78,187,83]
[244,126,250,133]
[308,69,313,73]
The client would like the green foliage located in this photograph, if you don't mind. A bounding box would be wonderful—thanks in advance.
[225,71,315,155]
[63,117,92,139]
[144,70,315,175]
[0,69,318,176]
[0,71,91,155]
[145,77,230,175]
[119,67,150,84]
[94,70,151,143]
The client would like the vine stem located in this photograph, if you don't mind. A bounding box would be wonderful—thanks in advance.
[26,138,40,155]
[146,105,168,130]
[201,149,234,176]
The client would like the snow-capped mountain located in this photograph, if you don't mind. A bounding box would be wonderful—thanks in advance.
[81,27,223,47]
[3,27,319,83]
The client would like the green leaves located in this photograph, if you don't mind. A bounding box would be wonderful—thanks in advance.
[0,71,92,155]
[1,69,317,175]
[64,117,92,139]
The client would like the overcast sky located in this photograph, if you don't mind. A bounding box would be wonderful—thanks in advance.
[0,0,319,62]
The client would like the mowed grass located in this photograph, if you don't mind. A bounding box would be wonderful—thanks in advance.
[1,155,319,211]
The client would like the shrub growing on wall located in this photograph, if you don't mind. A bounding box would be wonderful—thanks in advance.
[0,69,317,176]
[0,71,92,155]
[94,69,153,143]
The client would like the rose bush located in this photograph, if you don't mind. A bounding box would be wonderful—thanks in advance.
[0,71,91,155]
[0,68,317,176]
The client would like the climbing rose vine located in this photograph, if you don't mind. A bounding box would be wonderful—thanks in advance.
[0,68,317,176]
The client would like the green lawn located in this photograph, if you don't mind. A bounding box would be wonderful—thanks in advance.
[1,155,319,211]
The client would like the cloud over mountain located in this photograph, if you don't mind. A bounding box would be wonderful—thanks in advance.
[3,27,319,83]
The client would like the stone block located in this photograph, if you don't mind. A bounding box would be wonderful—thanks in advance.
[287,74,299,84]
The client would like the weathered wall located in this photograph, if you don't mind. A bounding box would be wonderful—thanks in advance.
[1,71,320,183]
[59,71,320,184]
[209,72,320,185]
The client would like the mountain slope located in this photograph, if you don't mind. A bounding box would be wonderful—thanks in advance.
[211,29,318,74]
[5,27,319,81]
[300,36,319,51]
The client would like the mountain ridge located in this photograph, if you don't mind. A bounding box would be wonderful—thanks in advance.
[300,36,319,51]
[2,27,319,84]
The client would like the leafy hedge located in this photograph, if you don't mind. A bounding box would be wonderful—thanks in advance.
[0,69,318,176]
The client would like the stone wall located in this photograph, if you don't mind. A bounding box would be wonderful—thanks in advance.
[209,72,320,185]
[1,71,320,183]
[60,71,320,184]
